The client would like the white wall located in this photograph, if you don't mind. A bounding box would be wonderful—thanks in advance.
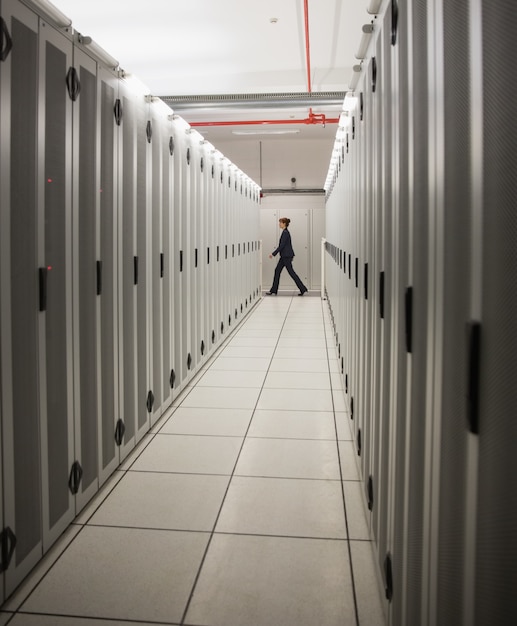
[212,136,334,190]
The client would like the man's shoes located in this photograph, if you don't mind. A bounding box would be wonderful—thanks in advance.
[266,291,277,296]
[298,289,308,296]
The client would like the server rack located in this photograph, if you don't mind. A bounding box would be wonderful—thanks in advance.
[0,0,261,602]
[324,0,517,624]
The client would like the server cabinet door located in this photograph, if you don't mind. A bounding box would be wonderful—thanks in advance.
[72,47,101,508]
[172,118,189,389]
[117,78,147,457]
[38,18,75,550]
[97,65,120,484]
[149,104,173,424]
[0,0,43,596]
[135,93,151,435]
[475,2,517,623]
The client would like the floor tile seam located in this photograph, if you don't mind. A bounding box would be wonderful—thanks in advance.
[179,296,293,625]
[211,530,349,542]
[321,297,360,626]
[227,474,343,483]
[7,608,182,626]
[232,473,341,482]
[243,435,339,442]
[79,522,213,535]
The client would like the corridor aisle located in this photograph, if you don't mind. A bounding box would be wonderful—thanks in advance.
[0,294,386,626]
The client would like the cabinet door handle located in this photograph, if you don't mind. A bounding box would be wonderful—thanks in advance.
[96,260,102,295]
[39,267,48,311]
[66,66,80,101]
[114,98,122,125]
[0,17,13,62]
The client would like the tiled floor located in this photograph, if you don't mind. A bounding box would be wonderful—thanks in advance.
[0,293,386,626]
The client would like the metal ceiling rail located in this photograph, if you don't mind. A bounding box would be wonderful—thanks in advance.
[160,92,347,111]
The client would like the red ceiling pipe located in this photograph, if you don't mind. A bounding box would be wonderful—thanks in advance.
[190,110,339,128]
[304,0,312,94]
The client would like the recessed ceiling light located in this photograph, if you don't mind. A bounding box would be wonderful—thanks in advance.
[270,17,278,24]
[232,129,300,135]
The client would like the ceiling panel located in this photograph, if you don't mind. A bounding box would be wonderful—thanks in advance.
[47,0,375,171]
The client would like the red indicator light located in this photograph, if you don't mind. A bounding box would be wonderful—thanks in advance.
[47,178,53,183]
[47,266,52,271]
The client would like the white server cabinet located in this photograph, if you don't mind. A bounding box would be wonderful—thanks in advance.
[148,99,173,424]
[0,0,76,595]
[38,16,75,548]
[116,75,150,457]
[475,1,517,623]
[97,63,120,484]
[72,46,102,509]
[0,0,43,595]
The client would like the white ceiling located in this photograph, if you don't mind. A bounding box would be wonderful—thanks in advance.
[47,0,374,166]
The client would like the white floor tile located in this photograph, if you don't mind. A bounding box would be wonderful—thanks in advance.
[269,358,329,373]
[263,371,331,390]
[180,386,261,409]
[257,388,333,412]
[248,409,336,440]
[276,337,327,348]
[227,336,278,347]
[209,357,271,371]
[20,526,209,623]
[131,434,243,475]
[88,471,229,531]
[336,412,353,441]
[343,480,372,540]
[339,441,361,481]
[235,438,341,480]
[216,476,347,539]
[350,540,388,626]
[196,369,267,388]
[217,345,276,359]
[159,406,253,437]
[185,534,355,626]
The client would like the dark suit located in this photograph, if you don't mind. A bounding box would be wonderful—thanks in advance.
[270,228,307,294]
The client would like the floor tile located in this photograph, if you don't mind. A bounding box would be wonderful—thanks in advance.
[196,369,267,388]
[185,534,355,626]
[269,358,329,373]
[333,389,347,411]
[350,540,387,626]
[235,438,340,480]
[179,386,261,409]
[343,480,371,540]
[159,406,253,437]
[248,409,336,440]
[88,471,229,531]
[219,346,275,359]
[1,525,82,611]
[131,434,243,475]
[234,329,280,338]
[20,526,209,623]
[227,336,278,347]
[209,357,271,371]
[276,337,327,348]
[263,371,331,390]
[335,412,353,441]
[257,388,333,412]
[339,441,361,481]
[216,476,347,539]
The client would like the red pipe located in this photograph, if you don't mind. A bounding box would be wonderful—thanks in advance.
[304,0,312,93]
[190,110,338,128]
